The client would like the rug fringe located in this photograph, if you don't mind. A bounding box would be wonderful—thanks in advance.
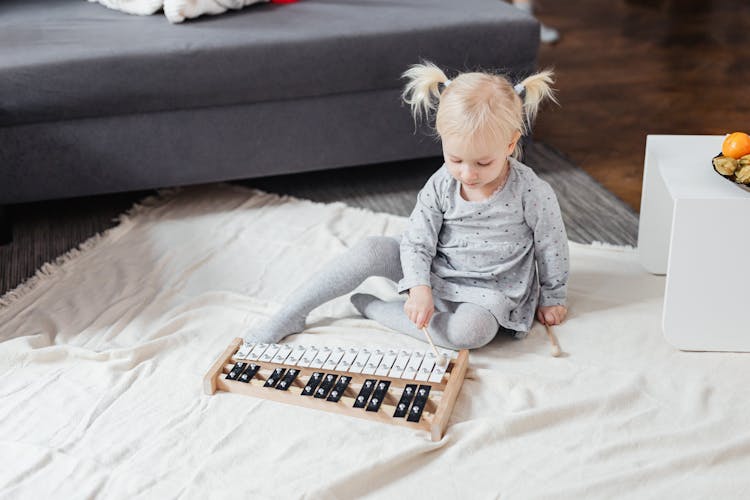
[585,240,637,252]
[0,188,182,313]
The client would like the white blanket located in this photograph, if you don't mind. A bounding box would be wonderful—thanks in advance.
[88,0,269,24]
[2,185,749,499]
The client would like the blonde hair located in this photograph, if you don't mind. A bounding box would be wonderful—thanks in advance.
[401,61,557,159]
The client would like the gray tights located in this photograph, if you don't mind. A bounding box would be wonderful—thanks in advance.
[245,236,500,350]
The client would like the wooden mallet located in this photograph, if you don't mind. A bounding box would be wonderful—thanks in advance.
[422,326,449,367]
[543,322,562,357]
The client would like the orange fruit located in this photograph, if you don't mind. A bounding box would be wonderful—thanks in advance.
[722,132,750,159]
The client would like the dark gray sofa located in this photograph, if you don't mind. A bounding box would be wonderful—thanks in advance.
[0,0,539,206]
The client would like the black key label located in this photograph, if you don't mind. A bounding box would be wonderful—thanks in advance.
[226,362,247,380]
[327,376,351,402]
[366,380,391,412]
[301,372,324,396]
[353,379,377,408]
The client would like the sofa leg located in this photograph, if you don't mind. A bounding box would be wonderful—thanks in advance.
[0,205,12,245]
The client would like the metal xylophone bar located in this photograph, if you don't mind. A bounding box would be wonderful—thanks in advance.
[205,338,469,441]
[235,342,456,383]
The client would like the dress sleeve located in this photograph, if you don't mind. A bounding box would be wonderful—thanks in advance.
[523,179,569,307]
[397,170,446,294]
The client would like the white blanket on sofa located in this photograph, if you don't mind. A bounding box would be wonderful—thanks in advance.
[88,0,268,24]
[2,185,749,499]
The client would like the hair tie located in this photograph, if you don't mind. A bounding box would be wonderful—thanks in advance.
[513,83,526,98]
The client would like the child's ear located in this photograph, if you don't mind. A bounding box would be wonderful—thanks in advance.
[507,131,522,156]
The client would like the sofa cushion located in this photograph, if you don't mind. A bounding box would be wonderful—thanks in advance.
[0,0,538,127]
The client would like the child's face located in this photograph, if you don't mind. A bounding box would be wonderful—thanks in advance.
[442,132,520,191]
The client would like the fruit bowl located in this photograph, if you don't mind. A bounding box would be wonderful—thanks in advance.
[712,153,750,193]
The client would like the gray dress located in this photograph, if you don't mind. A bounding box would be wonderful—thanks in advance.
[397,158,569,333]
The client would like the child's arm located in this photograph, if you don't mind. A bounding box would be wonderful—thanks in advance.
[397,171,446,326]
[524,179,570,324]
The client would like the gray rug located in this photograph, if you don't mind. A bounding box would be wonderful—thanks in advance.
[0,141,638,296]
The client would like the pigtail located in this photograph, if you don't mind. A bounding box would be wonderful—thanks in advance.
[518,69,557,129]
[401,61,450,123]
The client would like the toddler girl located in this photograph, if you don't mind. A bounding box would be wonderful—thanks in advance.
[246,61,569,350]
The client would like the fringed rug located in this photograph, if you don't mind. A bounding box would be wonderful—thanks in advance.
[1,185,748,499]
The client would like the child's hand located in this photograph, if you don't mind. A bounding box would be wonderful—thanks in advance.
[537,305,567,326]
[405,285,435,329]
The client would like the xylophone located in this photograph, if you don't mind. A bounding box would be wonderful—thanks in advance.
[204,338,469,441]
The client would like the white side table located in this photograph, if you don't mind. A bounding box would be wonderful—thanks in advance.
[638,135,750,351]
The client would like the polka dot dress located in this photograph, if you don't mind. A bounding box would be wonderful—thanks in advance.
[397,158,569,333]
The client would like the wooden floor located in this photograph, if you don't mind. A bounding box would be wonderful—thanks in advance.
[532,0,750,212]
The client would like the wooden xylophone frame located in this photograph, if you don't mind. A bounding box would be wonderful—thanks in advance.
[204,338,470,441]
